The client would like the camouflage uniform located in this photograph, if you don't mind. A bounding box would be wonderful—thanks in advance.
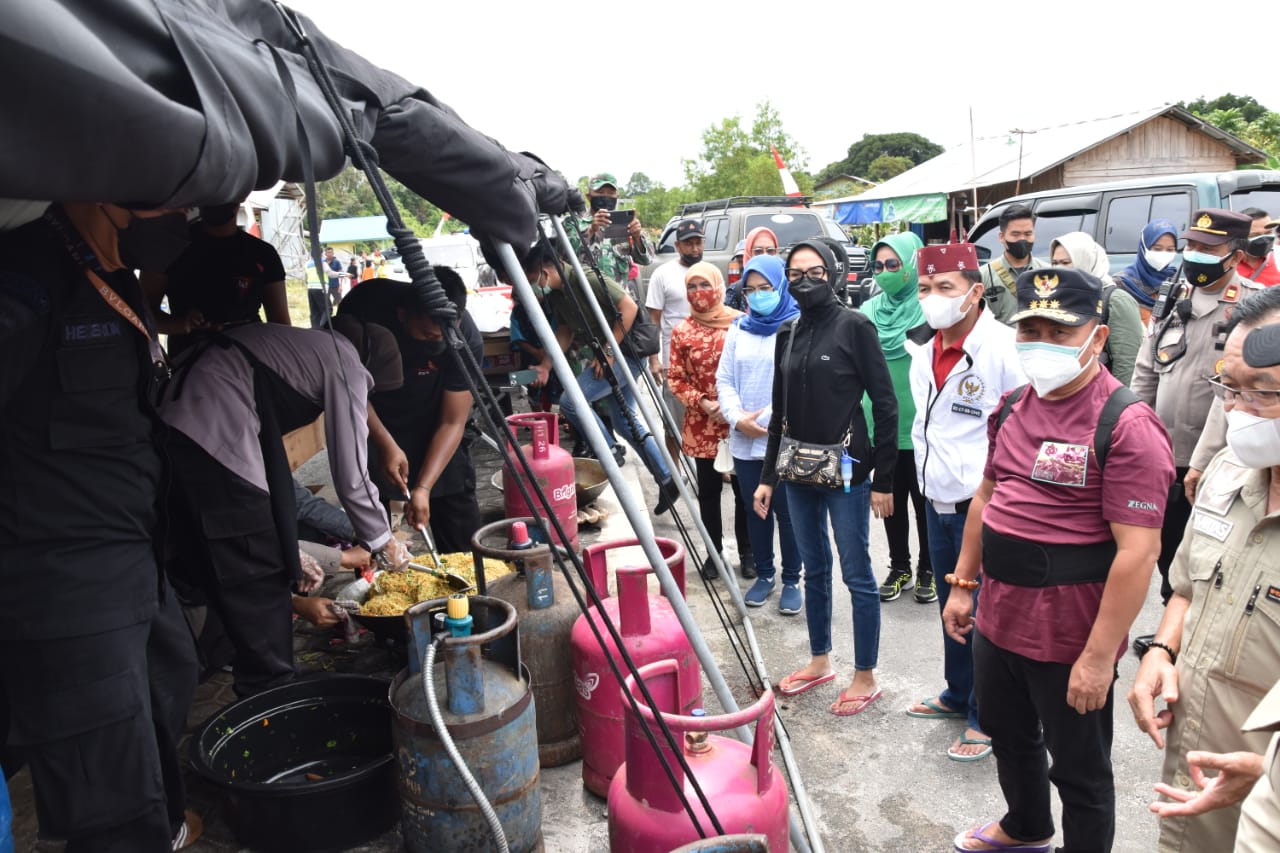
[563,171,652,285]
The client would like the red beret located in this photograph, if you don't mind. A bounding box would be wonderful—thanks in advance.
[917,243,979,276]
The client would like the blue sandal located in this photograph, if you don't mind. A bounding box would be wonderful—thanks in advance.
[906,697,966,719]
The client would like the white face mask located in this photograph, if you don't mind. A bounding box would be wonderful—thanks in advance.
[920,284,977,330]
[1144,247,1178,272]
[1225,408,1280,469]
[1015,327,1097,397]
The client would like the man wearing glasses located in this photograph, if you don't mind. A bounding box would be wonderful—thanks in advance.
[1127,287,1280,852]
[1132,209,1263,605]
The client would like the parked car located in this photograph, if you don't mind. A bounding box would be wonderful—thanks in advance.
[645,196,869,292]
[967,170,1280,272]
[388,234,484,289]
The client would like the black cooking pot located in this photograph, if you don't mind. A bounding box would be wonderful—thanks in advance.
[189,674,399,852]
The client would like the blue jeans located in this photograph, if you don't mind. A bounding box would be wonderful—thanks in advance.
[926,502,981,731]
[787,481,879,670]
[733,459,802,585]
[558,355,670,480]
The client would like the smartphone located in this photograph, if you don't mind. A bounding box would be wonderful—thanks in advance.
[602,208,636,241]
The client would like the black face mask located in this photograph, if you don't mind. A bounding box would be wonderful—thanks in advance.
[790,277,835,311]
[117,212,190,271]
[1247,234,1275,257]
[1004,239,1033,261]
[590,194,618,212]
[679,251,703,267]
[1183,255,1233,288]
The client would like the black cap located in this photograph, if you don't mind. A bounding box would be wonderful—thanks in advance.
[674,219,704,242]
[1010,268,1104,327]
[1181,208,1252,247]
[1243,323,1280,368]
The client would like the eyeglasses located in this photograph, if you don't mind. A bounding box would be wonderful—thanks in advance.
[742,283,774,294]
[1204,374,1280,406]
[785,266,828,282]
[872,258,903,274]
[751,246,778,256]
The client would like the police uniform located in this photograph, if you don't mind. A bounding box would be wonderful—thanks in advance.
[1153,456,1280,849]
[0,207,197,850]
[1237,681,1280,852]
[563,172,652,285]
[1131,209,1262,595]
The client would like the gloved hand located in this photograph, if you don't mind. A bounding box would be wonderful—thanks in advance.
[374,537,413,572]
[297,549,325,594]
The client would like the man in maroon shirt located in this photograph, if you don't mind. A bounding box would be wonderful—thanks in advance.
[943,267,1175,852]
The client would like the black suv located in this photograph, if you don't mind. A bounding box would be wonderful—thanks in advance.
[645,196,869,291]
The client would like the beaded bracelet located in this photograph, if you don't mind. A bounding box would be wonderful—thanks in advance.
[1143,640,1178,666]
[944,573,980,590]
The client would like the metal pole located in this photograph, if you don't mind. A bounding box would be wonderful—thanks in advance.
[496,242,821,853]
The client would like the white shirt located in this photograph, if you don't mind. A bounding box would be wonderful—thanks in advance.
[645,258,691,366]
[908,307,1025,505]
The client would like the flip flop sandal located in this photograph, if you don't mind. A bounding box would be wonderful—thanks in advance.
[776,670,835,697]
[953,822,1051,852]
[947,735,993,763]
[906,696,966,719]
[830,688,882,717]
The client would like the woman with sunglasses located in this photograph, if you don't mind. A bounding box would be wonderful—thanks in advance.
[862,232,934,606]
[754,239,898,717]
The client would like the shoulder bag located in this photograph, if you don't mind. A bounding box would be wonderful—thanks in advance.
[773,325,850,488]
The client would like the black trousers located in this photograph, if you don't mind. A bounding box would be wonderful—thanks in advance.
[429,490,483,554]
[308,288,330,329]
[693,458,749,555]
[883,447,931,573]
[0,589,196,852]
[167,435,296,698]
[1156,466,1192,603]
[974,632,1116,853]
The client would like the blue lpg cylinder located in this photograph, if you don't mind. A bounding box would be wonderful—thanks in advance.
[390,595,544,853]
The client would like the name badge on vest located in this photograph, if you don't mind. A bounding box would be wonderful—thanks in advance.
[1192,509,1233,543]
[951,402,983,418]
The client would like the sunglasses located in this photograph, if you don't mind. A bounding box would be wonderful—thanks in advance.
[751,246,778,256]
[872,258,903,274]
[785,266,828,282]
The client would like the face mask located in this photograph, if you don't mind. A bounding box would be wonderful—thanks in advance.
[117,211,190,271]
[1015,327,1097,397]
[1225,408,1280,468]
[1004,239,1033,261]
[790,277,834,311]
[747,289,781,315]
[590,194,618,211]
[1143,247,1178,271]
[874,269,909,298]
[688,291,719,313]
[1183,249,1232,287]
[679,251,703,267]
[1247,235,1275,258]
[920,284,977,330]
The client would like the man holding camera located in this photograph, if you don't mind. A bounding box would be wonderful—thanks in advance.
[564,172,651,285]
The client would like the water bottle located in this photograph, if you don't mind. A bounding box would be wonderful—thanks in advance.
[840,453,855,493]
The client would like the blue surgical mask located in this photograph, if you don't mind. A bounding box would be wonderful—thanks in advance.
[1182,249,1221,265]
[747,289,781,315]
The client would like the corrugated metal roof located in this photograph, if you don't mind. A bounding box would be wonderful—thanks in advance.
[818,105,1268,206]
[318,215,391,243]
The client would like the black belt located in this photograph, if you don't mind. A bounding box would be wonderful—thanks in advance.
[982,524,1115,587]
[930,498,972,515]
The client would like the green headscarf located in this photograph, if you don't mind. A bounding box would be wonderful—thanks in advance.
[861,231,925,360]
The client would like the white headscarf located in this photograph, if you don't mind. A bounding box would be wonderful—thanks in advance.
[1051,231,1114,285]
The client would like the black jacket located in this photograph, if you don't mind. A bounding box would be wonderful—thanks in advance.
[761,303,898,492]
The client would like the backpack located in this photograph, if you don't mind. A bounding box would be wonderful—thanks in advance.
[995,384,1140,470]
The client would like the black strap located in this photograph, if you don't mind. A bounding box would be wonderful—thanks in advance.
[1098,283,1115,366]
[995,384,1138,470]
[781,322,796,435]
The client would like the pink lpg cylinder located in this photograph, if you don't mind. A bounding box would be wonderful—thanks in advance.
[607,660,789,853]
[503,412,578,550]
[571,537,696,798]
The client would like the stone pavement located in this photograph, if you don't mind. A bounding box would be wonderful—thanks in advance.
[7,392,1171,851]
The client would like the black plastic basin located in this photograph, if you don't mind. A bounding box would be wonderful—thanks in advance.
[190,674,399,852]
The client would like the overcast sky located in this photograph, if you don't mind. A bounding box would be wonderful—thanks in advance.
[291,0,1280,189]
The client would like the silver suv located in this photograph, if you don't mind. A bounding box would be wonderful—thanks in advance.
[644,196,868,290]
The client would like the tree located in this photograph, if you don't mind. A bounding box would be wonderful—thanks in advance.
[316,166,451,243]
[1183,94,1280,162]
[624,172,653,197]
[817,132,943,184]
[680,101,813,200]
[867,154,913,183]
[1183,94,1270,123]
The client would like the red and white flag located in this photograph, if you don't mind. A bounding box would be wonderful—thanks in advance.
[433,211,451,238]
[771,146,802,197]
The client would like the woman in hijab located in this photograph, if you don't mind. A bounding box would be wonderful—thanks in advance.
[754,239,898,717]
[1113,219,1180,324]
[1049,231,1144,386]
[861,232,934,605]
[726,227,781,312]
[716,254,803,612]
[668,262,745,579]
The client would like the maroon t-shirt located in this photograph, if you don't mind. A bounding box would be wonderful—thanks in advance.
[977,368,1174,663]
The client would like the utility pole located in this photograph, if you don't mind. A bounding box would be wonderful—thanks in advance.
[1010,128,1037,195]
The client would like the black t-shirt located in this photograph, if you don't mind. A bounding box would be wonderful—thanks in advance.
[338,280,483,496]
[165,226,285,350]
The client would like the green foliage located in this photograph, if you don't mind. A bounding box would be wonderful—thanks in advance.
[867,154,913,183]
[1183,94,1280,161]
[1183,94,1270,123]
[624,172,653,196]
[315,166,453,245]
[680,101,812,200]
[634,183,694,233]
[817,132,944,184]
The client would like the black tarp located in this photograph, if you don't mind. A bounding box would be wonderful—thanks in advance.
[1,0,570,245]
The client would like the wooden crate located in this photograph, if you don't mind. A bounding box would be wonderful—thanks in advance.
[284,415,325,471]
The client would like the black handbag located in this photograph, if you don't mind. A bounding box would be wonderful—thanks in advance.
[774,325,850,488]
